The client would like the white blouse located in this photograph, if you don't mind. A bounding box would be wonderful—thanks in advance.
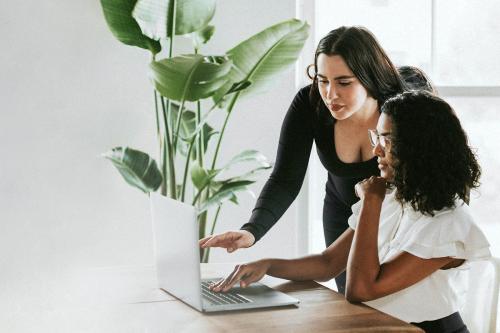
[347,189,491,323]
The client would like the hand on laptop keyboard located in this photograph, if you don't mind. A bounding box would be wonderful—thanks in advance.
[202,281,252,305]
[210,260,271,292]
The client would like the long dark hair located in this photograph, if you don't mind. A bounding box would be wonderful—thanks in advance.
[308,26,405,113]
[398,65,437,94]
[382,91,481,215]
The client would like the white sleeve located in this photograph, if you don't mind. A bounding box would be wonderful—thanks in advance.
[399,204,491,261]
[347,200,363,230]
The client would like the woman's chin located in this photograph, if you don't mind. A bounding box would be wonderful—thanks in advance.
[380,170,394,182]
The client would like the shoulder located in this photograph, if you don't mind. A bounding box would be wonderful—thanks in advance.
[291,84,313,108]
[401,201,491,260]
[282,84,315,123]
[411,201,474,233]
[297,84,312,97]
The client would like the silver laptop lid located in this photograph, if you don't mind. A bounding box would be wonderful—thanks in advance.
[150,192,203,311]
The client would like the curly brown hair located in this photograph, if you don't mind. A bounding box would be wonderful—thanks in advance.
[382,91,481,215]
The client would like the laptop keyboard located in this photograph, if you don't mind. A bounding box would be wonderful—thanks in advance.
[201,281,252,305]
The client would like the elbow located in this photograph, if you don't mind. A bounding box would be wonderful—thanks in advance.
[315,274,334,283]
[345,288,371,303]
[345,266,382,302]
[315,253,337,282]
[345,282,377,303]
[345,290,367,303]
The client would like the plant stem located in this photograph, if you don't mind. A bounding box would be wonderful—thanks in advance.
[196,100,204,166]
[192,180,211,206]
[180,137,195,202]
[161,96,177,199]
[198,210,207,262]
[153,90,165,195]
[198,187,210,262]
[161,0,177,199]
[210,92,240,169]
[201,204,222,263]
[192,46,203,167]
[172,100,186,153]
[154,91,161,153]
[208,205,221,236]
[162,143,167,196]
[166,0,176,160]
[168,0,177,58]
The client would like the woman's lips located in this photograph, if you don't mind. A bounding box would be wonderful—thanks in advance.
[378,163,386,170]
[329,104,344,112]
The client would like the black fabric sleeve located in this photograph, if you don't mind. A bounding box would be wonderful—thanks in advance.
[240,86,314,242]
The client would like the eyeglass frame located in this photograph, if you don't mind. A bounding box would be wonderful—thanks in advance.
[368,129,392,151]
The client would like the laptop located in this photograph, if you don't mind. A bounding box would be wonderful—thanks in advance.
[150,192,300,312]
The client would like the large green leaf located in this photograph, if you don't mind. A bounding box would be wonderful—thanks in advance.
[103,147,162,193]
[192,25,215,50]
[229,165,272,182]
[132,0,216,40]
[223,150,270,169]
[150,54,232,102]
[190,161,219,190]
[169,103,217,156]
[214,19,309,103]
[100,0,161,54]
[198,180,255,213]
[191,150,270,191]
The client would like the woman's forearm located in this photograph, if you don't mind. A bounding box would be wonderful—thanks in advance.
[346,196,383,299]
[210,229,354,292]
[264,254,336,282]
[264,229,354,282]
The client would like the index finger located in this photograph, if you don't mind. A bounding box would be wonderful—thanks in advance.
[221,265,250,292]
[210,265,240,292]
[202,233,232,248]
[198,236,212,247]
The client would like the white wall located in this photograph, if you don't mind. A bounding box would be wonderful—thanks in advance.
[0,0,305,291]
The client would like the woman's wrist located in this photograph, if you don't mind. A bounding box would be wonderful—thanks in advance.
[258,258,272,269]
[241,230,256,246]
[361,193,384,206]
[257,258,274,276]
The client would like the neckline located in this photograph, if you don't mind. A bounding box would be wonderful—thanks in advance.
[331,121,378,167]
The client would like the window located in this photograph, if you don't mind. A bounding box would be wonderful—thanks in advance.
[308,0,500,256]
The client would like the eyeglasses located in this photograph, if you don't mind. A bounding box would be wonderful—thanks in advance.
[368,129,392,150]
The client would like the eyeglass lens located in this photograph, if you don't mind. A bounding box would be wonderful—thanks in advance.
[368,130,387,148]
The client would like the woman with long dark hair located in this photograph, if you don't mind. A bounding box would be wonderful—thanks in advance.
[200,26,406,294]
[209,91,490,332]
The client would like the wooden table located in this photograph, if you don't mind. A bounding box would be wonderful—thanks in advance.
[197,264,423,333]
[4,264,422,332]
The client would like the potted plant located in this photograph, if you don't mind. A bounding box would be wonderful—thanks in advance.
[99,0,309,262]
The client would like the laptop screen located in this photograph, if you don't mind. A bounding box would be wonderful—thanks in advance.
[150,193,203,311]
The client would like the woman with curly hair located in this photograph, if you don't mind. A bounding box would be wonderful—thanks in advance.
[210,91,491,332]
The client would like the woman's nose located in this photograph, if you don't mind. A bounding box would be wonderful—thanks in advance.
[327,85,337,100]
[373,142,385,157]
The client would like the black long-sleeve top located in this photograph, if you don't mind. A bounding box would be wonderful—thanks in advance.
[241,85,379,243]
